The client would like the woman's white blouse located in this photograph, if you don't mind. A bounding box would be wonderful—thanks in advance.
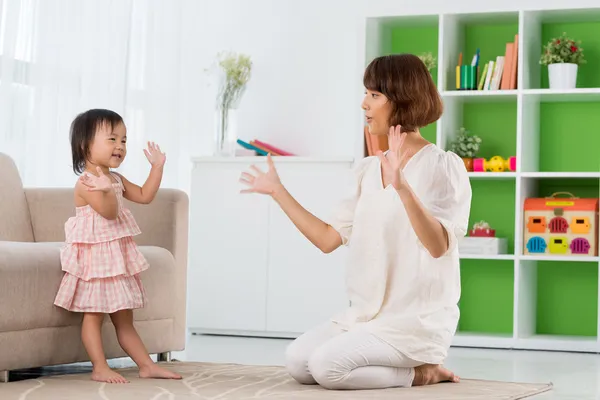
[328,143,472,364]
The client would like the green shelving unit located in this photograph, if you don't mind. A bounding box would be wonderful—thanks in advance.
[365,7,600,352]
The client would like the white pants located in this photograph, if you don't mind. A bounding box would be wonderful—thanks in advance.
[285,321,422,390]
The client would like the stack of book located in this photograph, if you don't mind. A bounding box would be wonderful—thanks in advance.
[455,34,519,91]
[236,139,295,156]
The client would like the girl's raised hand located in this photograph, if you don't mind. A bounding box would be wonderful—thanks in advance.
[144,141,166,168]
[239,153,283,196]
[80,167,114,192]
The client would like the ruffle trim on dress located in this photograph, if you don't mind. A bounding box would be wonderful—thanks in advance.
[60,236,149,281]
[54,273,146,313]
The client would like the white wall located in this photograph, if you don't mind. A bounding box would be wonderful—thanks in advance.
[181,0,366,161]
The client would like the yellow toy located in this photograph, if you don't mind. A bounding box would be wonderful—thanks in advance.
[523,193,599,256]
[473,156,516,172]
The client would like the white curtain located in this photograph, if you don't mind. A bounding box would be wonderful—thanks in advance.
[0,0,201,192]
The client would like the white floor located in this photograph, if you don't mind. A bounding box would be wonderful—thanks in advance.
[168,333,599,400]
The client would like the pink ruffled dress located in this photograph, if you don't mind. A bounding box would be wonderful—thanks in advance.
[54,173,149,314]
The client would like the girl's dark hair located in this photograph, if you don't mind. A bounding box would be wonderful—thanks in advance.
[363,54,443,132]
[70,109,124,175]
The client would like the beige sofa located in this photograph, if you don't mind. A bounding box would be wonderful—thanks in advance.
[0,152,189,381]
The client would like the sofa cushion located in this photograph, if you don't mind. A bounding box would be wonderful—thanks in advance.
[0,241,177,333]
[0,153,34,242]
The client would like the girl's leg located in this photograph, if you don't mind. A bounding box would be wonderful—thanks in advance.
[109,309,182,380]
[284,321,345,384]
[306,326,458,390]
[82,312,128,383]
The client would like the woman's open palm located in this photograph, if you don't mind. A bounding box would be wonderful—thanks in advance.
[239,154,283,195]
[378,125,411,189]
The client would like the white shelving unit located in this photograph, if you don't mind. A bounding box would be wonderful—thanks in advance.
[363,7,600,353]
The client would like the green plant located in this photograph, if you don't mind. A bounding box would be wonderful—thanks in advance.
[417,52,437,71]
[539,32,586,66]
[450,127,482,158]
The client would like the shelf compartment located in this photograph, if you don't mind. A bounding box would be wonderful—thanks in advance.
[440,12,519,92]
[441,96,517,159]
[469,179,517,255]
[457,259,514,335]
[518,177,599,258]
[537,261,598,337]
[520,96,600,173]
[521,9,600,90]
[539,101,600,173]
[366,15,439,144]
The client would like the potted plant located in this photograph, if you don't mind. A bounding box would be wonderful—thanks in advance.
[418,52,437,72]
[449,127,481,172]
[539,32,585,90]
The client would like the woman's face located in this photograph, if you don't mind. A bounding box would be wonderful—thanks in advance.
[362,89,391,136]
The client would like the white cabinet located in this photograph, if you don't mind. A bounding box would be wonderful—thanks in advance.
[187,156,354,338]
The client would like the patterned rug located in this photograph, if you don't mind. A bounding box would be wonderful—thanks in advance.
[0,361,553,399]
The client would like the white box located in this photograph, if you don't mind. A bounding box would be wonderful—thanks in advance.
[458,237,508,255]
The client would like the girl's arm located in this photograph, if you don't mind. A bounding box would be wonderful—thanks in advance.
[77,170,119,220]
[240,155,342,254]
[117,141,166,204]
[115,166,163,204]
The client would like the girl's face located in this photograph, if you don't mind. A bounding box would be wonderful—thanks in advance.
[87,122,127,170]
[362,89,392,136]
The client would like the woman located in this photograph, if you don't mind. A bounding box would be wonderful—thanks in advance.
[239,54,472,390]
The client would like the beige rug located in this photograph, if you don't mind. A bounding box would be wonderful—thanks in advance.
[0,361,552,399]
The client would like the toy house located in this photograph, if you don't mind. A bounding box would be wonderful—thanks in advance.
[523,194,599,256]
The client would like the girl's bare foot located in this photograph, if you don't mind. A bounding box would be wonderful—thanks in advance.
[139,363,182,380]
[412,364,459,386]
[91,366,129,384]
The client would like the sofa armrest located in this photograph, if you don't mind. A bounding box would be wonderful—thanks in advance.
[0,241,71,333]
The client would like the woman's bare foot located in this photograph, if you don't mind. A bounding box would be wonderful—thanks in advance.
[91,366,129,384]
[139,363,182,380]
[412,364,459,386]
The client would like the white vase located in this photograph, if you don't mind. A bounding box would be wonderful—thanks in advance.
[548,63,578,90]
[214,107,238,156]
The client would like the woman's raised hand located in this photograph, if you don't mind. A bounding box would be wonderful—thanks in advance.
[377,125,411,190]
[239,153,283,195]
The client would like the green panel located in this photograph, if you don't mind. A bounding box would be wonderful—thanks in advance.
[469,179,516,254]
[540,22,600,89]
[539,102,600,173]
[388,24,439,144]
[536,262,598,336]
[463,101,517,160]
[537,178,600,199]
[458,260,514,334]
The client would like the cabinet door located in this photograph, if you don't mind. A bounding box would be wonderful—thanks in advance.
[188,162,269,332]
[266,162,352,335]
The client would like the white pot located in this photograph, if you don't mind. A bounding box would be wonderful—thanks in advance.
[548,63,578,90]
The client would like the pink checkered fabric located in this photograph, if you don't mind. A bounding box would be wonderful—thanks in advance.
[54,173,149,314]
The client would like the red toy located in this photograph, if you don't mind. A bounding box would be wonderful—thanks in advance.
[469,221,496,237]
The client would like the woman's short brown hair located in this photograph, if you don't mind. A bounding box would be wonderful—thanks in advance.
[363,54,443,132]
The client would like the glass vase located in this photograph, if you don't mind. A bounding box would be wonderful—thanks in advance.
[214,106,238,156]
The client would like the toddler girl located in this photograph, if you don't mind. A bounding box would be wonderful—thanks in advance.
[54,109,182,383]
